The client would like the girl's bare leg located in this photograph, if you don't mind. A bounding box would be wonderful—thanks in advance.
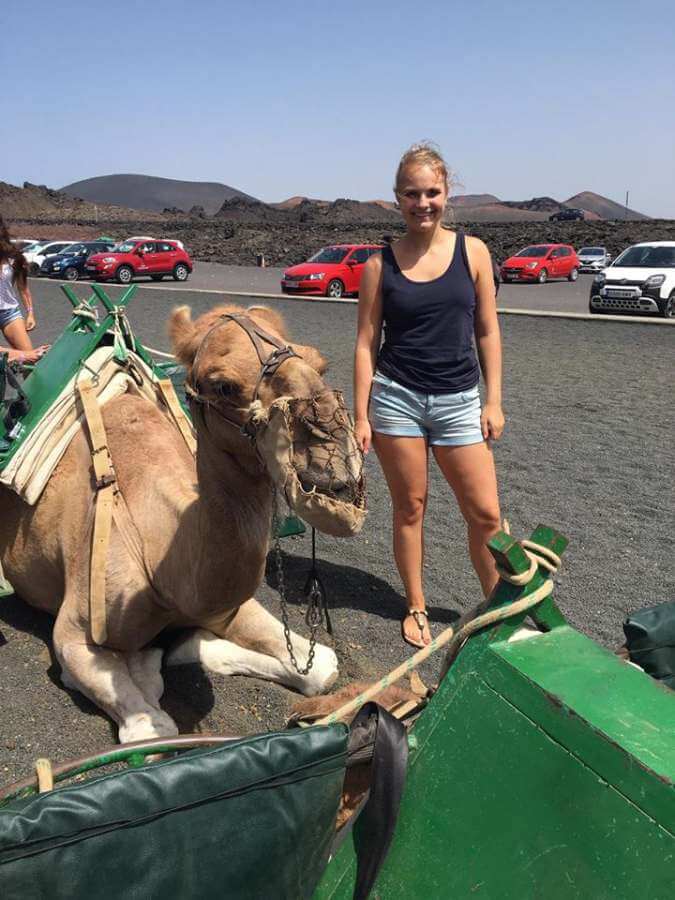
[3,318,33,352]
[432,441,501,597]
[372,433,431,645]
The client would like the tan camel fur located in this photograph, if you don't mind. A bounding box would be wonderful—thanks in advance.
[0,304,360,743]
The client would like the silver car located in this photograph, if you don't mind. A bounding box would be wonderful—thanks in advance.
[578,246,611,273]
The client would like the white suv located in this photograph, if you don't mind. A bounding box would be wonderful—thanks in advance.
[589,242,675,318]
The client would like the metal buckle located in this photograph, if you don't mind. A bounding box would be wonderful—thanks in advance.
[95,471,116,490]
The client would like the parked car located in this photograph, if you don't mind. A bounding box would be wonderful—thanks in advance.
[86,239,193,284]
[41,241,116,281]
[24,241,79,275]
[549,207,585,222]
[588,241,675,318]
[500,244,579,284]
[577,246,612,273]
[281,244,382,298]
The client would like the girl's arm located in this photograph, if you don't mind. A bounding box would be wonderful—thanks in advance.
[353,253,384,453]
[467,237,504,441]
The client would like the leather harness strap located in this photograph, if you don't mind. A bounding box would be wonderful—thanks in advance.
[77,379,116,645]
[156,377,197,456]
[188,313,299,414]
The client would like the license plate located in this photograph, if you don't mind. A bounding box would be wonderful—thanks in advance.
[606,289,636,299]
[283,281,299,288]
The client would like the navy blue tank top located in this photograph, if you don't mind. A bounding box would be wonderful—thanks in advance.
[376,231,480,394]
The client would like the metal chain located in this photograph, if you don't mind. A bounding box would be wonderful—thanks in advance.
[272,487,319,675]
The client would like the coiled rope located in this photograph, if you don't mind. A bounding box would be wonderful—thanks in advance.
[314,532,562,726]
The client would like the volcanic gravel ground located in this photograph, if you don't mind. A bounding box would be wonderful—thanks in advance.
[0,284,673,785]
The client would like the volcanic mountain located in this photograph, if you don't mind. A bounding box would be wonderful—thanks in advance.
[564,191,648,220]
[60,174,257,215]
[447,191,648,222]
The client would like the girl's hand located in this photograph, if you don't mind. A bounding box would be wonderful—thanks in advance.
[13,344,50,365]
[481,403,505,441]
[354,419,372,455]
[25,311,36,331]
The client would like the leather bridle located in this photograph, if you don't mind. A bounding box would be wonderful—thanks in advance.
[184,313,299,433]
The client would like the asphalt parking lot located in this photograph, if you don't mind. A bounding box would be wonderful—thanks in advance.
[27,263,669,319]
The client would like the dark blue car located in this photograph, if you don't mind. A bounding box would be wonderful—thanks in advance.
[41,241,116,281]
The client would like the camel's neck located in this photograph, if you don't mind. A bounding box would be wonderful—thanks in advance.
[190,429,273,608]
[196,438,271,528]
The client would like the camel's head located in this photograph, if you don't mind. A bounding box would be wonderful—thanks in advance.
[169,303,366,536]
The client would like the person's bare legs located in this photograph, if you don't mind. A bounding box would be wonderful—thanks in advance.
[372,433,431,646]
[3,318,33,352]
[432,441,501,598]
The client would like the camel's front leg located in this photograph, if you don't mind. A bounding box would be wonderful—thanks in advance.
[167,598,338,696]
[54,610,178,743]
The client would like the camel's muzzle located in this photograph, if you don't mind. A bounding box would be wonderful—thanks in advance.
[246,391,366,537]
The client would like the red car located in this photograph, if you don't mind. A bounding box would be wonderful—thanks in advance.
[86,239,193,284]
[500,244,579,284]
[281,244,382,298]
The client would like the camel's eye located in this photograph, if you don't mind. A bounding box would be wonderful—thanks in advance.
[216,380,235,401]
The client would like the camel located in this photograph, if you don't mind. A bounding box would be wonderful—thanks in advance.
[0,303,364,743]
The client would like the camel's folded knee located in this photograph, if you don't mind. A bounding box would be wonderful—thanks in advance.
[166,628,338,696]
[119,710,179,744]
[292,643,339,697]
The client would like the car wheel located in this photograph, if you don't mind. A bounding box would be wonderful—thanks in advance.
[568,267,579,282]
[116,265,134,285]
[29,263,40,276]
[151,274,164,281]
[660,293,675,319]
[63,266,79,282]
[326,279,344,298]
[537,269,548,284]
[173,264,189,282]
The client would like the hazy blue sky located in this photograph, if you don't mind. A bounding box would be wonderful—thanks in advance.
[4,0,675,216]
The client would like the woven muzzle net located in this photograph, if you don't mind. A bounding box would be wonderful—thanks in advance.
[245,390,366,537]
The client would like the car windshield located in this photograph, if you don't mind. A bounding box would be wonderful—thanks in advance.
[613,246,675,268]
[515,246,549,258]
[61,243,85,255]
[579,248,604,256]
[112,242,136,253]
[308,247,349,264]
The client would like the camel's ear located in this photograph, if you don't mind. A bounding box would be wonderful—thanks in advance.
[291,343,328,375]
[247,305,287,337]
[169,306,199,366]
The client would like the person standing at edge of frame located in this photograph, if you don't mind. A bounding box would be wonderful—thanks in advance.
[0,217,48,364]
[353,142,504,649]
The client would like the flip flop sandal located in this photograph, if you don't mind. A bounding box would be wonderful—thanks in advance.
[402,608,430,649]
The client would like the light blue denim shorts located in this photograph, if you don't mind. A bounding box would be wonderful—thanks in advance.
[369,371,483,446]
[0,306,23,329]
